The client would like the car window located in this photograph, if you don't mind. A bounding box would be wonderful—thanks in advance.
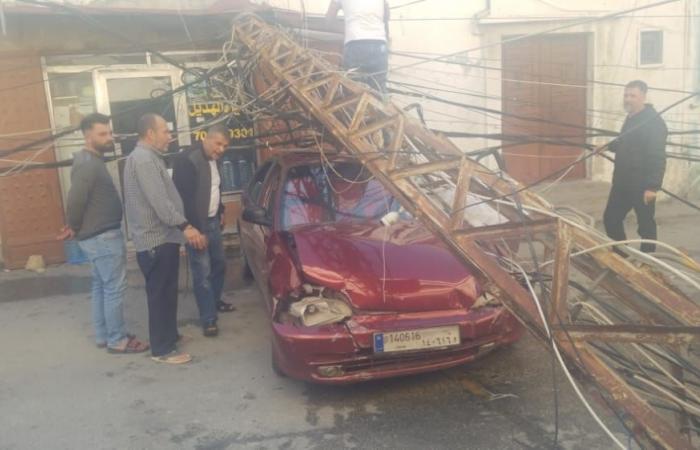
[247,161,273,205]
[280,162,403,230]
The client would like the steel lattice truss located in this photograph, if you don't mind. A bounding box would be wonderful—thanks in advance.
[232,14,700,449]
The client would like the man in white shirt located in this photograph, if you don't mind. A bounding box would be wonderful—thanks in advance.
[327,0,390,94]
[172,124,234,337]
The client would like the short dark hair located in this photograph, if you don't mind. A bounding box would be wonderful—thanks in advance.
[626,80,648,93]
[137,113,162,138]
[206,124,231,141]
[80,113,110,134]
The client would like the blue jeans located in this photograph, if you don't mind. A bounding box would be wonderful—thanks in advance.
[78,228,128,347]
[187,217,226,326]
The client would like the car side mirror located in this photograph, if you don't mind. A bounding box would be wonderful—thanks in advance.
[242,205,272,227]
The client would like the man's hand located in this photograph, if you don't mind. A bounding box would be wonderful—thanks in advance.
[644,190,657,205]
[184,226,208,250]
[56,226,75,241]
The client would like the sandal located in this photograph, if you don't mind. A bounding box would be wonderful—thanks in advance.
[98,333,135,349]
[107,336,149,354]
[216,301,237,312]
[151,350,192,365]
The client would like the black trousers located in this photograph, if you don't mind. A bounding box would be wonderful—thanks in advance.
[603,185,657,253]
[136,243,180,356]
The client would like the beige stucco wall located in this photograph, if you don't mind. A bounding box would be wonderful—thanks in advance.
[260,0,699,194]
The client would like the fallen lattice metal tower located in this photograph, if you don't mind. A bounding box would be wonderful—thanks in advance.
[233,14,700,449]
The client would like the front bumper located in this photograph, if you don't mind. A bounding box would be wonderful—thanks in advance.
[271,306,522,384]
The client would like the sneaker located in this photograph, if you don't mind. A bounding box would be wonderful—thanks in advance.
[151,350,192,365]
[203,321,219,337]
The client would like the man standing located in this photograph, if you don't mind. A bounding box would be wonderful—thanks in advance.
[327,0,390,94]
[62,113,149,354]
[604,80,668,253]
[124,113,206,364]
[172,125,235,338]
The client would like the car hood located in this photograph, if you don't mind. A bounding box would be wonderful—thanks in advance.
[289,221,480,312]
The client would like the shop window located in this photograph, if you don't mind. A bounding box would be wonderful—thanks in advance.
[47,72,97,205]
[184,69,256,193]
[639,30,663,66]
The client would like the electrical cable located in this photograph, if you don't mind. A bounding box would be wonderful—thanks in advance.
[500,256,627,449]
[449,91,699,216]
[0,61,236,159]
[376,0,680,77]
[389,83,700,152]
[389,50,698,96]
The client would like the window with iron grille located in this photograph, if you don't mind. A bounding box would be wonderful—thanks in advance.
[639,30,663,66]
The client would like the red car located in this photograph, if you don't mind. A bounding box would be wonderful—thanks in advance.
[238,152,522,384]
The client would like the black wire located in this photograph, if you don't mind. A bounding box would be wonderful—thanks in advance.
[390,76,700,132]
[505,180,561,447]
[0,125,313,176]
[450,91,699,216]
[389,84,700,153]
[17,0,195,76]
[0,31,233,96]
[0,63,233,159]
[389,50,699,96]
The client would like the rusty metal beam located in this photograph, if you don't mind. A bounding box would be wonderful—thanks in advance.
[233,16,700,449]
[573,228,700,326]
[550,222,572,324]
[453,218,558,241]
[449,158,473,231]
[557,341,693,450]
[553,324,700,345]
[389,157,462,181]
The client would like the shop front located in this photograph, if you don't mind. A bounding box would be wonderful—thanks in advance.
[43,51,259,237]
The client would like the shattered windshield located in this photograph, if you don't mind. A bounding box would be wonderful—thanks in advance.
[281,162,403,230]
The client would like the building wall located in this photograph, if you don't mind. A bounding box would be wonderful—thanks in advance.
[0,54,66,269]
[257,0,700,193]
[480,0,699,193]
[0,12,240,267]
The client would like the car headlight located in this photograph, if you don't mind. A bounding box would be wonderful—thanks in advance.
[288,294,353,327]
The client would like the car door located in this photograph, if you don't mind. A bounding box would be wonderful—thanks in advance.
[252,164,281,288]
[240,160,274,282]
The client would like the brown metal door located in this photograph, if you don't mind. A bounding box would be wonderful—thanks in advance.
[0,54,66,269]
[502,34,588,184]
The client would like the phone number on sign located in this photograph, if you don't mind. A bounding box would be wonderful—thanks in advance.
[191,128,254,141]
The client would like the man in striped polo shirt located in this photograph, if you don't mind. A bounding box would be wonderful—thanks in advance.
[124,113,207,364]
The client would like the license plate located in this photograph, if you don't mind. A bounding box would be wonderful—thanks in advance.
[373,326,460,353]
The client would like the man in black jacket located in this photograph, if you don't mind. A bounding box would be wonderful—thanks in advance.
[172,125,235,336]
[604,80,667,253]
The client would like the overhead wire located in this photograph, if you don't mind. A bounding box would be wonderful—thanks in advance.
[378,0,681,77]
